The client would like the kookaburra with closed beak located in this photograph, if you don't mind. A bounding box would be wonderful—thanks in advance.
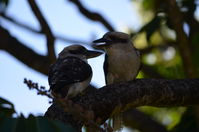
[48,45,102,98]
[93,32,141,131]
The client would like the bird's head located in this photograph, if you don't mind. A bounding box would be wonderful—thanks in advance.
[92,32,131,50]
[58,45,102,60]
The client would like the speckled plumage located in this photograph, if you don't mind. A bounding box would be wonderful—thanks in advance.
[48,45,101,98]
[49,56,92,97]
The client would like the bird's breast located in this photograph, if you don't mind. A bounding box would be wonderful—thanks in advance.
[107,49,140,82]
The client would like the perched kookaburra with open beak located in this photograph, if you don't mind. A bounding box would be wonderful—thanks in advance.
[93,32,141,84]
[93,32,141,131]
[48,45,102,98]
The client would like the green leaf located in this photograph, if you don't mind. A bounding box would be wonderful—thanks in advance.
[171,108,198,132]
[0,117,17,132]
[0,97,15,117]
[37,116,76,132]
[15,115,39,132]
[0,114,77,132]
[49,118,76,132]
[142,0,155,11]
[0,97,14,108]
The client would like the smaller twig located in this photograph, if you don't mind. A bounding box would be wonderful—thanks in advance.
[68,0,115,31]
[0,13,42,34]
[24,78,53,99]
[0,13,90,45]
[55,34,90,44]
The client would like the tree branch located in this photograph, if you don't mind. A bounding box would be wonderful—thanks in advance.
[45,78,199,130]
[182,1,199,39]
[28,0,56,62]
[0,13,42,34]
[164,0,196,78]
[68,0,115,31]
[0,13,90,44]
[0,25,50,75]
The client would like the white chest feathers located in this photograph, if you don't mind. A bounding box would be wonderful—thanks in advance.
[67,75,92,98]
[106,44,140,84]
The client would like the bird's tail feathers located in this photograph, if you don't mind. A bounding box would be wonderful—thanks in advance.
[112,114,123,132]
[110,102,123,131]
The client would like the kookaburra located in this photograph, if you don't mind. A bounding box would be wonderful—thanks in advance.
[48,45,102,98]
[93,32,141,84]
[93,32,141,131]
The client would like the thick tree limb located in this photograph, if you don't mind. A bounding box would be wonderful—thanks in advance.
[28,0,56,61]
[68,0,115,31]
[0,25,50,74]
[45,78,199,130]
[164,0,196,78]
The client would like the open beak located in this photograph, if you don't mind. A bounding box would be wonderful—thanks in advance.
[92,38,111,49]
[85,50,103,59]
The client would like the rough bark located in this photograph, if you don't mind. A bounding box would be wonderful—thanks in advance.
[45,78,199,131]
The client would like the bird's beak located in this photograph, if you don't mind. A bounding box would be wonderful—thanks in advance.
[92,38,111,49]
[85,50,103,59]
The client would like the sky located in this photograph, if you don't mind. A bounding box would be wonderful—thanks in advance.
[0,0,142,119]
